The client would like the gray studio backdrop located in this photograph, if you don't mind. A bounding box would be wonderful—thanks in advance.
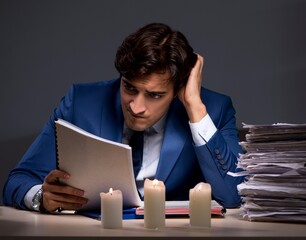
[1,0,306,205]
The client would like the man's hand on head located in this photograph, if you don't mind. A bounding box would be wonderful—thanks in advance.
[177,54,207,123]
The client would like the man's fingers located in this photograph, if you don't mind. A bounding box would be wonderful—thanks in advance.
[189,54,204,81]
[198,55,204,74]
[43,197,85,212]
[42,186,88,212]
[43,191,87,205]
[42,182,85,197]
[192,54,204,70]
[195,55,204,76]
[44,169,70,183]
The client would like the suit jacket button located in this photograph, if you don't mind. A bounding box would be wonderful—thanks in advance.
[219,159,225,165]
[222,164,228,170]
[214,149,220,155]
[217,154,222,160]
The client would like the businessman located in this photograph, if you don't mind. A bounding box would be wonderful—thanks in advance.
[3,23,244,213]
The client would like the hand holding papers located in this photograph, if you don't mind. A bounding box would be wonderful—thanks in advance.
[55,119,142,210]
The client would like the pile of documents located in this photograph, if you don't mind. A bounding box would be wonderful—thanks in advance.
[236,123,306,223]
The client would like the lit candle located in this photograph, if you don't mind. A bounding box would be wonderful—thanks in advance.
[144,179,165,229]
[100,188,123,229]
[189,182,211,228]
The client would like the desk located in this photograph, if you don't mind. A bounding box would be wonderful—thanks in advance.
[0,206,305,238]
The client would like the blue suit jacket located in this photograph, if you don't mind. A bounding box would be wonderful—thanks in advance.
[3,78,244,209]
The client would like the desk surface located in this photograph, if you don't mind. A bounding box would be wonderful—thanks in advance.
[0,206,305,238]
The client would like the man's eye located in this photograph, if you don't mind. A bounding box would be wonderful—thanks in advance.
[123,83,137,93]
[148,93,163,99]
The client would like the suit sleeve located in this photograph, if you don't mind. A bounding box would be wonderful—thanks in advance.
[2,85,75,209]
[194,96,245,208]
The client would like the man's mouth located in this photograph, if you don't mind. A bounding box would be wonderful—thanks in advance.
[128,109,145,119]
[131,113,145,119]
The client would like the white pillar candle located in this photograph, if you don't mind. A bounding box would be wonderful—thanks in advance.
[189,182,211,228]
[100,188,123,229]
[144,179,165,229]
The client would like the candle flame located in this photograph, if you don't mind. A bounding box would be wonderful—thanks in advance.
[197,184,202,191]
[109,188,113,195]
[153,179,159,187]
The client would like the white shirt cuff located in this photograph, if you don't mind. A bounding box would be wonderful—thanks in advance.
[189,114,217,146]
[24,184,42,210]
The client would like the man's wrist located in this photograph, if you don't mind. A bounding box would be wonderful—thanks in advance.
[24,184,42,210]
[189,114,217,146]
[31,188,43,211]
[38,192,49,213]
[31,188,49,213]
[186,102,207,123]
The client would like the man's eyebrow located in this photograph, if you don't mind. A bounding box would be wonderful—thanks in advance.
[146,90,167,95]
[122,78,167,95]
[122,79,137,88]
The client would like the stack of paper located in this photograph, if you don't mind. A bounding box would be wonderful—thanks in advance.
[236,123,306,223]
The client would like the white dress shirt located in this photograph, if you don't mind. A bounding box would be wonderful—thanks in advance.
[122,113,217,197]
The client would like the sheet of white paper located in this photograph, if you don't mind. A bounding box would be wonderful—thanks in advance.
[55,119,143,211]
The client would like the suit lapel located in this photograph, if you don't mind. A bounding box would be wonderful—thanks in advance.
[155,98,189,182]
[100,81,124,143]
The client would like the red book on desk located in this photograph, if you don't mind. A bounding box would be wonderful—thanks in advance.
[135,200,226,216]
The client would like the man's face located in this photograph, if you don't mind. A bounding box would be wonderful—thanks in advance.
[120,73,175,131]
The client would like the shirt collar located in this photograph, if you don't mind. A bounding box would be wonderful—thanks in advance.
[150,113,167,134]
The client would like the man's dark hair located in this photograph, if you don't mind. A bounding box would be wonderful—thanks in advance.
[114,23,198,94]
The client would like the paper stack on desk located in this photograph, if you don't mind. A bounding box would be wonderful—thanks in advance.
[237,123,306,223]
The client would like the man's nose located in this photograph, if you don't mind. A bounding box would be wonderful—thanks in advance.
[130,95,146,114]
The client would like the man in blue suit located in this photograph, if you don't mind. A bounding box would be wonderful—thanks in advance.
[3,23,244,213]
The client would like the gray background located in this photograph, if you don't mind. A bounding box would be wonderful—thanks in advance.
[1,0,306,205]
